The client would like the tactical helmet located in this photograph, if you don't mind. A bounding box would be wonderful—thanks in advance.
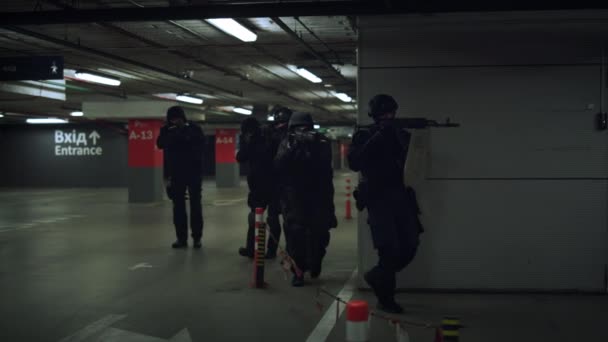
[368,94,398,119]
[240,117,260,134]
[273,106,293,124]
[288,112,314,130]
[167,105,186,122]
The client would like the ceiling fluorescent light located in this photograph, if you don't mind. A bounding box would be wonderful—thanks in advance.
[176,94,204,105]
[97,68,140,80]
[334,92,352,103]
[27,118,68,124]
[70,111,84,117]
[74,70,121,86]
[206,18,257,42]
[63,68,76,78]
[0,113,4,118]
[289,66,322,83]
[314,124,321,129]
[233,107,252,115]
[267,115,275,121]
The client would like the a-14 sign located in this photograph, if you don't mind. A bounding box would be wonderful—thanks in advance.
[55,129,103,156]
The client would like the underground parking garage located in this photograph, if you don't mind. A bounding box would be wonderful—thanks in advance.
[1,1,608,341]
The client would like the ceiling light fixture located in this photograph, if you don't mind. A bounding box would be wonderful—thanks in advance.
[314,124,321,129]
[26,118,68,124]
[233,107,252,115]
[288,65,322,83]
[0,113,4,118]
[333,92,353,103]
[70,111,84,117]
[176,94,204,105]
[97,68,140,80]
[74,70,121,86]
[267,115,275,121]
[206,18,257,42]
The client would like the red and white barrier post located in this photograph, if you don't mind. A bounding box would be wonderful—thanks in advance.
[346,300,370,342]
[439,317,461,342]
[345,178,353,220]
[252,207,267,288]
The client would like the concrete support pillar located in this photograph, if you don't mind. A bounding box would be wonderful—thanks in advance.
[215,128,239,187]
[127,119,165,203]
[340,140,349,170]
[83,100,205,202]
[331,140,341,170]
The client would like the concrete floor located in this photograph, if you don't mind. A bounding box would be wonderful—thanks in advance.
[1,177,606,342]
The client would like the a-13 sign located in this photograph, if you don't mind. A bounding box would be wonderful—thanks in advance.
[55,129,103,156]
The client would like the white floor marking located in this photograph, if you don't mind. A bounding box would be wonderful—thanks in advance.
[0,215,84,234]
[95,327,166,342]
[212,198,246,206]
[58,314,127,342]
[169,329,192,342]
[57,316,191,342]
[306,268,358,342]
[129,263,154,271]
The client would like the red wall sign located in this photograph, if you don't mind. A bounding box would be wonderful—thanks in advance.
[340,143,347,158]
[128,119,164,168]
[215,128,238,164]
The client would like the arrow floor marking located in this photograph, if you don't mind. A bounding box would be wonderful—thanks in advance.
[169,329,192,342]
[58,314,127,342]
[129,263,153,271]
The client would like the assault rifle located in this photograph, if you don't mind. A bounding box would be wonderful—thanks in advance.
[357,117,460,130]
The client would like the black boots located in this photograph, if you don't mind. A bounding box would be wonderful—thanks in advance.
[378,301,404,314]
[364,269,403,314]
[291,274,305,287]
[172,240,202,250]
[238,247,254,258]
[172,240,188,249]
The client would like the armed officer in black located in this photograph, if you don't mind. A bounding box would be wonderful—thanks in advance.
[236,117,280,258]
[348,94,422,313]
[157,106,205,249]
[275,112,337,287]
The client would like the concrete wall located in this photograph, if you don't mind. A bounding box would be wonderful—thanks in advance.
[0,124,128,187]
[358,11,608,291]
[0,125,223,187]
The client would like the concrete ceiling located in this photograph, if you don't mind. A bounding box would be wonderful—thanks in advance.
[0,0,358,124]
[2,1,608,125]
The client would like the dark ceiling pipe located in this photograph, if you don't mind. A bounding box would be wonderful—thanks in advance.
[272,17,354,90]
[1,26,243,98]
[1,1,608,25]
[126,0,210,41]
[59,0,332,114]
[0,2,370,25]
[79,0,333,114]
[294,17,344,65]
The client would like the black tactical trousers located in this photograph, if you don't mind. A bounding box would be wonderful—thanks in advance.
[366,188,420,303]
[171,176,203,242]
[285,223,331,275]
